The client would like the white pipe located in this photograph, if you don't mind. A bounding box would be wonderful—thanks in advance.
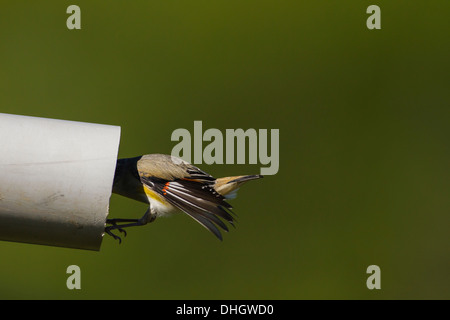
[0,113,121,250]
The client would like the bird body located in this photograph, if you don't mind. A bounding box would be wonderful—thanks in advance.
[106,154,262,241]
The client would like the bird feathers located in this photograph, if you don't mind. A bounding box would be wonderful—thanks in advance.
[113,154,263,240]
[141,176,234,240]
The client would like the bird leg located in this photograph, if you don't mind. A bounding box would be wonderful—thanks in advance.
[104,208,156,243]
[106,218,139,237]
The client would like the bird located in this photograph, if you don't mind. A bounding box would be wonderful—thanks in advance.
[105,153,263,242]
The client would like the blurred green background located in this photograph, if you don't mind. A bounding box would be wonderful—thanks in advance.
[0,0,449,299]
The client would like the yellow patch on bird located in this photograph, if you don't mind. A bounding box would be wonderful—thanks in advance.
[144,186,169,204]
[143,185,174,216]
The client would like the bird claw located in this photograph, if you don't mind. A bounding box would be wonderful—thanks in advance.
[105,226,122,244]
[106,219,128,237]
[116,226,127,237]
[104,216,149,243]
[105,219,130,244]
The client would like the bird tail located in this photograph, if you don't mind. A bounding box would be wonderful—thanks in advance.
[214,175,263,199]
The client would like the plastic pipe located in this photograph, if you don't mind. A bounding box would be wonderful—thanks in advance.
[0,113,121,250]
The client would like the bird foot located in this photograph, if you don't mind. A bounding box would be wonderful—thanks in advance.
[104,218,135,244]
[104,226,123,244]
[104,212,155,244]
[106,219,129,236]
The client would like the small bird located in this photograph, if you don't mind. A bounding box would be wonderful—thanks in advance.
[105,154,263,242]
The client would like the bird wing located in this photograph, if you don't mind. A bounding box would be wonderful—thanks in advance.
[137,154,215,182]
[141,176,235,240]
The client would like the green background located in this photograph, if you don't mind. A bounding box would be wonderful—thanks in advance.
[1,0,449,299]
